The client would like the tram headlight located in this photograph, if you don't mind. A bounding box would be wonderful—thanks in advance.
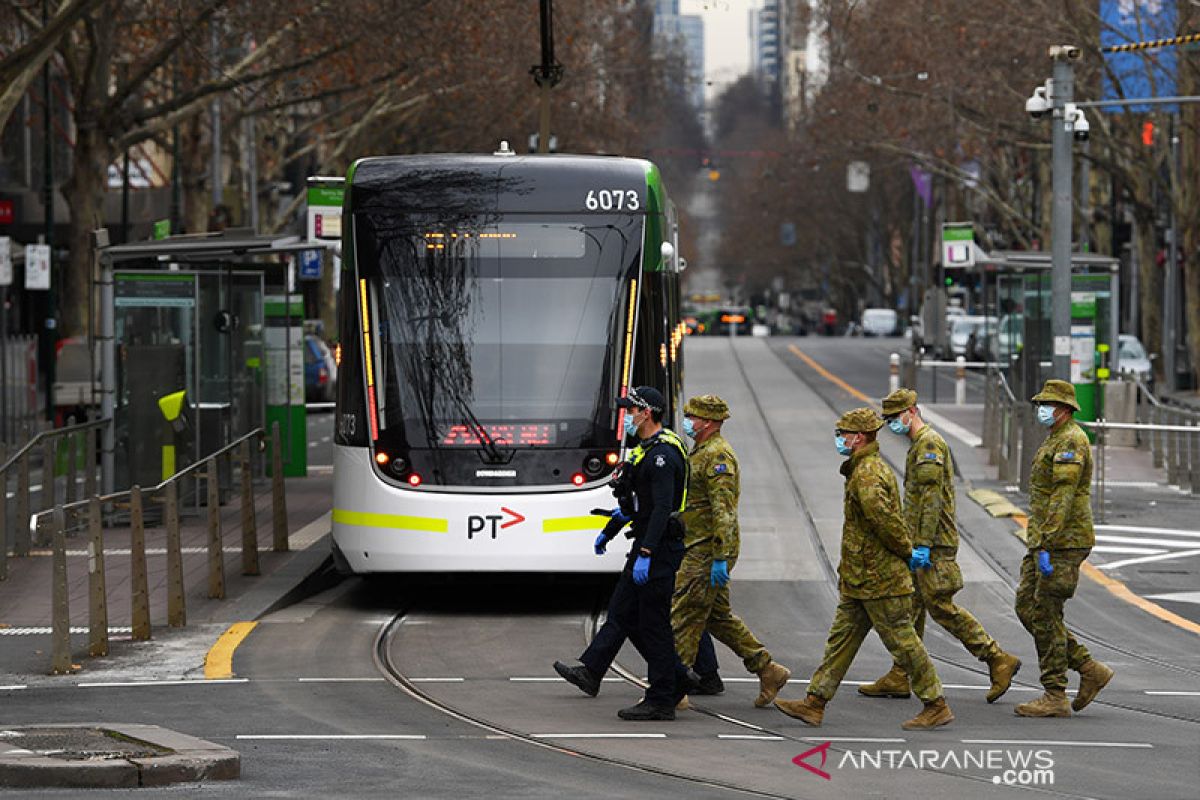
[605,452,620,466]
[375,452,390,466]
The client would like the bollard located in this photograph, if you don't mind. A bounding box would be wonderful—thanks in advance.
[65,416,77,506]
[87,497,108,657]
[40,440,55,545]
[130,485,151,641]
[240,441,260,576]
[888,353,900,393]
[1168,409,1182,486]
[165,481,186,627]
[1150,404,1163,469]
[271,422,288,552]
[15,442,30,556]
[50,508,71,674]
[1189,417,1200,495]
[207,462,226,599]
[84,421,97,500]
[955,356,967,405]
[0,444,7,581]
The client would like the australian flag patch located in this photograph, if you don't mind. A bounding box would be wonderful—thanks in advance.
[714,463,728,473]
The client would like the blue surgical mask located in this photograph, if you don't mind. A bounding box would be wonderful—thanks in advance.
[887,416,910,436]
[1036,404,1057,427]
[681,417,696,438]
[835,434,852,456]
[624,412,640,437]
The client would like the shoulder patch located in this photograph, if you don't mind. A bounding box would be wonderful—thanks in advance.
[714,462,728,473]
[655,454,666,467]
[1053,451,1079,464]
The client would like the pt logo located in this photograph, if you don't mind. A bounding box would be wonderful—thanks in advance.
[467,507,525,539]
[792,741,832,780]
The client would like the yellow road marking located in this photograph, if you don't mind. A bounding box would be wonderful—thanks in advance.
[332,509,448,533]
[205,622,258,680]
[786,344,877,405]
[543,516,607,533]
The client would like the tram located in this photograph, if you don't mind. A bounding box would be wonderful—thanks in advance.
[331,150,686,572]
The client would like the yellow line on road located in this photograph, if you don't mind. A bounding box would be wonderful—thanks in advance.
[205,622,258,680]
[786,344,876,405]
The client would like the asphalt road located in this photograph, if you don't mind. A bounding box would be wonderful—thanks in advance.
[3,338,1198,798]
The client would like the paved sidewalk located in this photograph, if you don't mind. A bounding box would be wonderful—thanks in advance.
[0,474,333,681]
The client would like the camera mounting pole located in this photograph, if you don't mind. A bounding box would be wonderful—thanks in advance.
[1049,45,1077,382]
[531,0,564,155]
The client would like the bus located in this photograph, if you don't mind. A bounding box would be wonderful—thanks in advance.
[331,151,686,573]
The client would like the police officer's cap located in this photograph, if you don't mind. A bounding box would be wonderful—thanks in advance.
[836,406,885,433]
[1031,379,1080,412]
[683,394,730,421]
[881,388,918,417]
[617,386,665,412]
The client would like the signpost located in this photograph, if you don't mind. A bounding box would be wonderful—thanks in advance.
[941,222,976,269]
[298,249,322,281]
[24,243,50,290]
[306,182,344,243]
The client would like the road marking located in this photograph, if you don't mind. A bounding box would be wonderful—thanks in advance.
[509,677,625,682]
[77,679,249,688]
[0,686,27,691]
[532,733,667,739]
[1096,548,1200,571]
[1095,534,1200,548]
[962,739,1152,749]
[1092,546,1167,555]
[1145,690,1200,696]
[236,734,427,740]
[1143,591,1200,606]
[408,677,464,683]
[297,677,385,683]
[718,734,785,741]
[0,626,132,636]
[204,621,259,680]
[806,737,907,743]
[1096,524,1200,537]
[1100,481,1171,489]
[787,345,874,403]
[918,408,983,448]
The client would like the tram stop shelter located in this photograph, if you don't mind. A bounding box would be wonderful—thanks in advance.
[94,228,333,496]
[971,250,1120,424]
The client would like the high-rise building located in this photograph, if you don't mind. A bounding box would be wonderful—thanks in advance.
[751,1,819,130]
[653,0,705,111]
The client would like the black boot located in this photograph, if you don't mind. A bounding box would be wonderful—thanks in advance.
[671,668,701,706]
[553,660,601,697]
[618,700,675,721]
[693,672,725,696]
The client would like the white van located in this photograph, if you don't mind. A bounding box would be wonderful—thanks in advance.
[861,308,899,337]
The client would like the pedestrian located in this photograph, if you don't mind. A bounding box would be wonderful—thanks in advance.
[860,388,1021,703]
[552,386,693,721]
[1014,380,1113,717]
[672,394,791,708]
[774,407,953,730]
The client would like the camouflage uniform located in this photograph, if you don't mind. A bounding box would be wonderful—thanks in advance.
[881,389,1002,667]
[1016,382,1095,692]
[806,408,943,704]
[672,396,772,674]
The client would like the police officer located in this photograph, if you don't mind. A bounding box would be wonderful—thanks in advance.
[552,386,692,720]
[1014,380,1113,717]
[861,388,1021,703]
[672,394,791,708]
[774,407,953,730]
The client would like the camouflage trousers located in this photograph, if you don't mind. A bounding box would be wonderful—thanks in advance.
[808,593,943,703]
[671,551,772,674]
[892,559,1000,671]
[1014,548,1093,691]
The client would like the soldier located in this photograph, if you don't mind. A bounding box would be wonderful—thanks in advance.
[860,388,1021,703]
[1014,380,1114,717]
[774,407,953,730]
[672,395,791,708]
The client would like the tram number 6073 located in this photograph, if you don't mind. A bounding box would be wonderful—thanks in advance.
[585,189,640,212]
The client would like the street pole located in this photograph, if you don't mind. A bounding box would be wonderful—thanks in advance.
[1078,138,1090,253]
[42,0,56,422]
[95,230,114,496]
[210,21,222,214]
[1164,113,1180,393]
[1049,49,1076,382]
[531,0,562,154]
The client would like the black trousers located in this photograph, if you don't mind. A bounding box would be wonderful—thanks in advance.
[583,618,719,678]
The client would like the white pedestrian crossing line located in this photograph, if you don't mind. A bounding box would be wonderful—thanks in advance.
[1098,548,1200,570]
[1096,524,1200,537]
[1091,546,1166,555]
[1144,690,1200,696]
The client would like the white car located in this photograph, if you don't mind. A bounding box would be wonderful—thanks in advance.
[861,308,899,337]
[1118,334,1154,392]
[949,316,997,359]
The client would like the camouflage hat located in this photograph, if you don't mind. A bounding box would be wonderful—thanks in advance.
[684,394,730,421]
[881,388,918,417]
[1031,379,1080,412]
[836,406,885,433]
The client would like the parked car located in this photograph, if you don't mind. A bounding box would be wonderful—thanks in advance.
[1118,334,1155,393]
[949,316,997,360]
[304,334,337,403]
[861,308,899,337]
[990,314,1024,362]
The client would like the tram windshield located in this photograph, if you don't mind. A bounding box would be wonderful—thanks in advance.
[355,213,642,452]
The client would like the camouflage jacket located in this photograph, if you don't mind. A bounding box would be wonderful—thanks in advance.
[904,426,957,550]
[1027,419,1094,550]
[680,433,740,560]
[839,442,914,599]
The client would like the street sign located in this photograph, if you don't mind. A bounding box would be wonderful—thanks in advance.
[0,236,11,286]
[306,183,344,242]
[847,161,870,193]
[941,222,975,268]
[299,249,322,280]
[24,243,50,290]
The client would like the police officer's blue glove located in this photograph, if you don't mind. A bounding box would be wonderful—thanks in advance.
[632,554,651,585]
[594,533,610,555]
[610,507,630,524]
[1037,549,1054,577]
[710,559,730,587]
[908,546,931,571]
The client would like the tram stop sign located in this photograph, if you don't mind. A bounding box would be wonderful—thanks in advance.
[941,222,975,268]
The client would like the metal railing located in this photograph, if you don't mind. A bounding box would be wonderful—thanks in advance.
[0,334,40,446]
[1,415,109,581]
[31,422,291,674]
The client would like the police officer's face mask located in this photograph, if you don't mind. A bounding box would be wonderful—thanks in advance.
[624,409,642,437]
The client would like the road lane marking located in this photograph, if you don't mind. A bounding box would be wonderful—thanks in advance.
[962,739,1152,749]
[718,734,785,740]
[236,734,427,740]
[1143,591,1200,605]
[1096,524,1200,537]
[78,679,249,687]
[408,677,464,683]
[787,345,874,403]
[0,686,27,691]
[205,621,259,680]
[805,737,907,743]
[0,626,132,636]
[1091,546,1168,555]
[297,677,385,683]
[1144,691,1200,696]
[917,408,983,448]
[509,676,625,682]
[1095,534,1200,548]
[532,733,667,739]
[1096,548,1200,571]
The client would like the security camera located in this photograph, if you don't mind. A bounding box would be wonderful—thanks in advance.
[1072,109,1090,142]
[1049,44,1081,61]
[1026,86,1050,120]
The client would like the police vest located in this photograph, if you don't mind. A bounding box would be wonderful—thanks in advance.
[627,428,690,512]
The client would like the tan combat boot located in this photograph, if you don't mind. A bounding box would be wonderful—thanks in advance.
[901,697,954,730]
[754,662,792,708]
[1014,689,1071,717]
[858,665,911,698]
[676,696,690,711]
[985,651,1022,703]
[774,694,826,726]
[1072,660,1114,712]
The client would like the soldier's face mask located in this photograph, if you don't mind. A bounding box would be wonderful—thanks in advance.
[682,416,697,439]
[887,411,911,436]
[835,433,853,456]
[1036,404,1057,427]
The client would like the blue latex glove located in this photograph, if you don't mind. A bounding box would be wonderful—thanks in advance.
[632,554,651,585]
[710,559,730,587]
[610,507,630,524]
[908,546,931,571]
[1037,549,1054,577]
[594,533,609,556]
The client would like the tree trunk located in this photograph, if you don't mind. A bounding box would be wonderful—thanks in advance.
[61,125,111,338]
[181,113,210,233]
[1134,209,1163,367]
